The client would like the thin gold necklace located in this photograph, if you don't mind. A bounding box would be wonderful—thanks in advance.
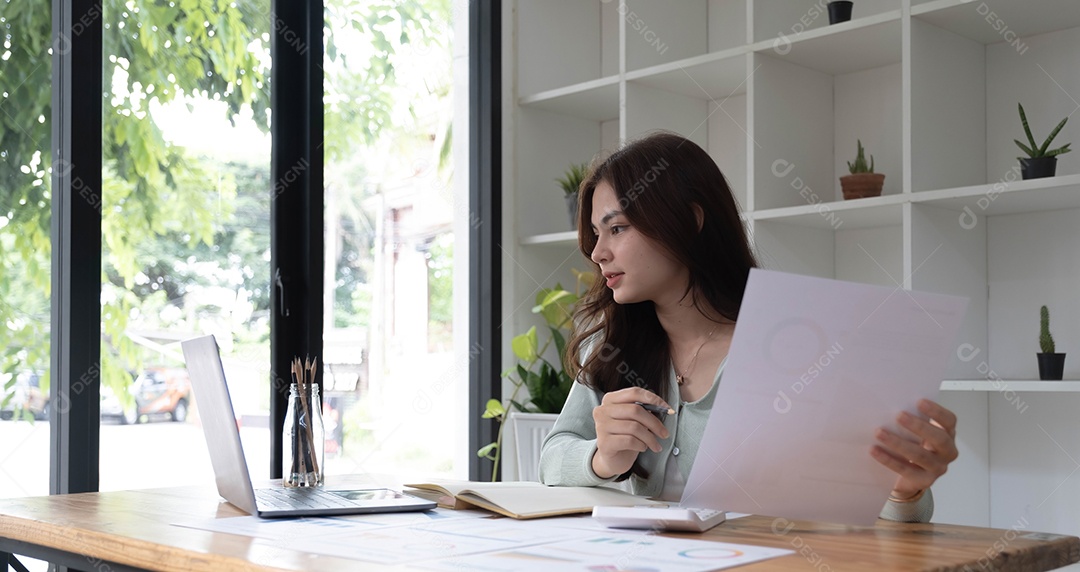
[675,325,716,386]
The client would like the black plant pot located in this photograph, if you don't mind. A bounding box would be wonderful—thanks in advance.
[828,1,854,24]
[1037,353,1066,380]
[565,191,579,230]
[1020,156,1058,180]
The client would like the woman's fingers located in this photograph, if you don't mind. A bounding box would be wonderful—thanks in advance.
[897,410,958,461]
[594,409,666,452]
[601,387,673,411]
[917,398,957,437]
[591,388,672,476]
[872,400,960,494]
[599,389,670,441]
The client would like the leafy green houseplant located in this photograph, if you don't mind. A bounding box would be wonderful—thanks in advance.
[1038,305,1066,380]
[556,163,589,230]
[1015,103,1071,180]
[839,139,885,200]
[479,271,592,481]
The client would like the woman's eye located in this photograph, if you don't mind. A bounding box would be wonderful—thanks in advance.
[610,225,625,235]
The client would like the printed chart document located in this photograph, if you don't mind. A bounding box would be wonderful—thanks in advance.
[403,479,664,518]
[682,268,968,526]
[177,511,793,569]
[417,534,794,571]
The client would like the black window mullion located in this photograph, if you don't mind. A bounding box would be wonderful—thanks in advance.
[50,0,103,496]
[269,0,324,478]
[468,0,502,481]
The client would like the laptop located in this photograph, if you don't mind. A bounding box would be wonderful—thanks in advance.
[181,334,436,518]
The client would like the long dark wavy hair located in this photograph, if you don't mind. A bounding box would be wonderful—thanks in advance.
[567,131,759,405]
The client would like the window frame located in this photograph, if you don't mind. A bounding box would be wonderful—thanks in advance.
[47,0,501,492]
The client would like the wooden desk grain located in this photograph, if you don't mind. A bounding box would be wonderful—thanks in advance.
[0,479,1077,571]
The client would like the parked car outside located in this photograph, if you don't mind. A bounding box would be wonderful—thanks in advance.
[100,383,139,425]
[0,371,48,421]
[131,368,192,423]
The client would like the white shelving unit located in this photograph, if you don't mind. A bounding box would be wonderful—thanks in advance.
[504,0,1080,547]
[941,380,1080,392]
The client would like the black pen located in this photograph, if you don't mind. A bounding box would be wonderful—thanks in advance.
[634,401,675,415]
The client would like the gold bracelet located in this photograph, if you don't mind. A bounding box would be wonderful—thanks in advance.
[888,489,925,503]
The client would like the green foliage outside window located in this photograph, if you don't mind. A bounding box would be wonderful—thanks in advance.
[0,0,451,406]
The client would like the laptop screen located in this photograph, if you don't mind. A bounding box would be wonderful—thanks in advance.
[181,334,259,514]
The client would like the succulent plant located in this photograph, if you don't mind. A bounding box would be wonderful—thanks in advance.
[1015,103,1072,159]
[846,139,876,174]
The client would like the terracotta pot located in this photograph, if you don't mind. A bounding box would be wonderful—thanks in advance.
[840,172,885,200]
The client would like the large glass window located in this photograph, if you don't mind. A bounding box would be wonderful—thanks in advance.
[322,0,463,478]
[98,0,272,490]
[0,0,53,500]
[3,0,466,506]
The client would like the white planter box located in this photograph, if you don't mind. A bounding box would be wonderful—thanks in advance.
[501,412,558,482]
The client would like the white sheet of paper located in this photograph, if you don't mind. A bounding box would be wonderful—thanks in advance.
[681,269,968,526]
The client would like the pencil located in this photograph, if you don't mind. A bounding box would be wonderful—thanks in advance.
[634,401,675,415]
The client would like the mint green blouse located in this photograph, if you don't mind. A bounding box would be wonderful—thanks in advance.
[538,359,934,523]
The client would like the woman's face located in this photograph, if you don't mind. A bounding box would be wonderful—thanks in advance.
[589,180,688,306]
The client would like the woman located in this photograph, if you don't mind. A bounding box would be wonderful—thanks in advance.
[537,132,957,523]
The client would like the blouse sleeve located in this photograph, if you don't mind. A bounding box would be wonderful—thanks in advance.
[878,488,934,523]
[537,379,617,487]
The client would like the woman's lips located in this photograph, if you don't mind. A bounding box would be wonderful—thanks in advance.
[605,273,623,288]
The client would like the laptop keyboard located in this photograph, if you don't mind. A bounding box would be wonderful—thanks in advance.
[255,487,358,510]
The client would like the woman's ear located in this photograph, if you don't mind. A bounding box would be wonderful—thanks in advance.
[693,203,704,232]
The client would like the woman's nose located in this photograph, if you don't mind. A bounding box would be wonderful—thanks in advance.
[591,237,609,264]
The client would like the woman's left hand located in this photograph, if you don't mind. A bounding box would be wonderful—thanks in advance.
[871,398,958,500]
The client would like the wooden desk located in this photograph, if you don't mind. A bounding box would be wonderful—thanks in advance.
[1,480,1077,572]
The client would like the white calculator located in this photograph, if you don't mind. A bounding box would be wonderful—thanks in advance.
[592,505,727,532]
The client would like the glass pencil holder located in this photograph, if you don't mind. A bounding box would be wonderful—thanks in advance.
[283,381,324,487]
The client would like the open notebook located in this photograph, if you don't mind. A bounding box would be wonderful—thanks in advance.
[404,480,664,519]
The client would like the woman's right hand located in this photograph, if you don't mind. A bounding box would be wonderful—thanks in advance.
[591,387,673,479]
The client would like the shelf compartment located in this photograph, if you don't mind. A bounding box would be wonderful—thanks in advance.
[750,11,902,76]
[625,48,749,101]
[513,107,613,238]
[623,76,749,208]
[623,0,710,73]
[912,0,1080,45]
[911,14,1080,192]
[623,81,711,151]
[911,173,1080,217]
[516,0,618,96]
[518,76,620,121]
[753,218,903,287]
[752,51,903,210]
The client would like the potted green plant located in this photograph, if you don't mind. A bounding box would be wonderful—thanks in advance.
[828,1,853,24]
[1015,103,1071,180]
[556,163,589,230]
[479,270,592,481]
[1038,305,1066,380]
[840,139,884,200]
